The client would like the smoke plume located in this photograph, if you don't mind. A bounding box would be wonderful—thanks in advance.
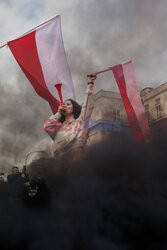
[0,136,167,250]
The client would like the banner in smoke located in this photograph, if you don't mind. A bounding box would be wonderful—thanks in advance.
[7,15,76,114]
[112,61,151,144]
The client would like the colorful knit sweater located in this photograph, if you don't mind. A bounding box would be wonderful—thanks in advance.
[44,84,94,157]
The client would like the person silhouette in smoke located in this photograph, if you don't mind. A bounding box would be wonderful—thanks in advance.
[7,166,29,202]
[44,73,97,159]
[0,174,4,182]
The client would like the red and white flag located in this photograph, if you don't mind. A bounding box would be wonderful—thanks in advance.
[112,60,151,144]
[7,15,75,114]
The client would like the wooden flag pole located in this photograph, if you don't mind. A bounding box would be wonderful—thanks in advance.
[0,43,7,49]
[87,67,112,77]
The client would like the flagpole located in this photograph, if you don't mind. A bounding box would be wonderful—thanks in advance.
[87,67,112,77]
[0,15,59,49]
[17,15,60,38]
[0,43,7,49]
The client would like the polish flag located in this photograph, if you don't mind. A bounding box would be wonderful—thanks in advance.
[7,15,75,114]
[112,61,151,144]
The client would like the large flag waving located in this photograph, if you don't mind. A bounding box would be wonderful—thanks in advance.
[112,61,151,144]
[7,15,75,114]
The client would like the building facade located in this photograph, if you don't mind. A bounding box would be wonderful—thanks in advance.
[140,82,167,144]
[87,89,131,145]
[87,83,167,145]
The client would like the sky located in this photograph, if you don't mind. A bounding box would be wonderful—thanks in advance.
[0,0,167,173]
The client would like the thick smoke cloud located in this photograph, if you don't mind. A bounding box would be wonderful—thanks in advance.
[0,138,167,249]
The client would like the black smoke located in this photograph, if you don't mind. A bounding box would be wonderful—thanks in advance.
[0,136,167,250]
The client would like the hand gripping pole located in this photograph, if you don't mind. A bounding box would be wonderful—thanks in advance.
[87,67,112,77]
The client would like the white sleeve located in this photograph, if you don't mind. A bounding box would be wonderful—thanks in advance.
[44,112,62,140]
[79,84,94,121]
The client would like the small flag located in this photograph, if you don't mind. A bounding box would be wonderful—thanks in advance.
[112,60,151,144]
[7,15,75,114]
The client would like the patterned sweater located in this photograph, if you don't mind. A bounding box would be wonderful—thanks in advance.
[44,84,94,157]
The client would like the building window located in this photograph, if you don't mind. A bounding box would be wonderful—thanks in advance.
[155,98,160,105]
[156,106,161,118]
[155,98,161,119]
[113,109,120,121]
[144,104,150,122]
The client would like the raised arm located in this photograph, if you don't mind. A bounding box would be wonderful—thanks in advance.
[79,73,97,122]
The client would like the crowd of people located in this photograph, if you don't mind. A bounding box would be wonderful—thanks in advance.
[0,165,50,206]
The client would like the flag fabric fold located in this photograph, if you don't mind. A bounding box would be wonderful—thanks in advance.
[7,15,75,114]
[112,60,151,144]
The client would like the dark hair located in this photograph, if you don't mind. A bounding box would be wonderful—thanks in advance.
[12,166,18,170]
[60,99,81,123]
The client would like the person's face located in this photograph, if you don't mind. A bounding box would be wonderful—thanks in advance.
[64,100,73,115]
[12,167,19,174]
[0,177,4,182]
